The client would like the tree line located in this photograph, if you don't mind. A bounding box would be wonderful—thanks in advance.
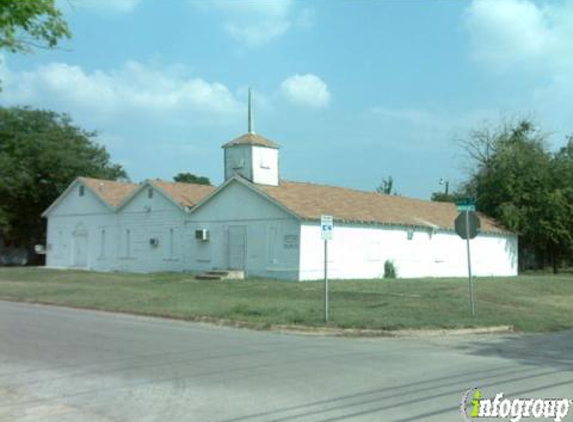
[2,112,571,272]
[1,1,571,272]
[0,107,211,260]
[0,2,212,263]
[432,120,573,273]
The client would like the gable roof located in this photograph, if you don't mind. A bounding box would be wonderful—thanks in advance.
[44,175,510,235]
[79,177,138,207]
[221,133,280,149]
[256,180,510,234]
[149,180,216,208]
[42,177,138,216]
[189,175,303,221]
[43,177,216,217]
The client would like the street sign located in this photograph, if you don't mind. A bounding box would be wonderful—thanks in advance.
[455,211,481,240]
[455,208,481,317]
[456,197,475,205]
[456,198,476,212]
[321,215,333,240]
[320,215,333,323]
[457,204,476,212]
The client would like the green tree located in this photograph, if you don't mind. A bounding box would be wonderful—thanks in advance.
[430,191,464,203]
[376,176,394,195]
[546,136,573,270]
[173,172,211,185]
[459,119,572,272]
[431,179,465,203]
[0,0,70,53]
[0,107,127,256]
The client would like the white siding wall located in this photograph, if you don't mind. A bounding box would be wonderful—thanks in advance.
[224,145,279,186]
[188,181,300,279]
[224,145,252,181]
[45,180,518,280]
[251,146,279,186]
[116,186,186,272]
[45,183,116,271]
[299,222,518,280]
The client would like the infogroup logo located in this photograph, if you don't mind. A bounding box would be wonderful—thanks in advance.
[460,388,571,422]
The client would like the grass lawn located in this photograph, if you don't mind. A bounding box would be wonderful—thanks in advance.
[0,267,572,332]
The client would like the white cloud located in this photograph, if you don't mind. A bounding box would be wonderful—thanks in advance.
[226,21,291,47]
[532,73,573,138]
[465,0,573,71]
[66,0,144,14]
[464,0,573,144]
[0,58,242,123]
[191,0,312,47]
[280,74,331,108]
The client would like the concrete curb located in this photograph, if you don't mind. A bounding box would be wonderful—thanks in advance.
[0,298,515,338]
[264,324,515,338]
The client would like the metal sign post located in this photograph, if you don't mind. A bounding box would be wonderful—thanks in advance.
[324,239,328,323]
[455,199,479,317]
[321,215,333,323]
[464,210,475,317]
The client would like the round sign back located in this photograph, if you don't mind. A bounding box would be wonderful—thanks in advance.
[455,211,481,240]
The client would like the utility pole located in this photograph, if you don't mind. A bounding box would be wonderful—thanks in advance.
[439,178,449,196]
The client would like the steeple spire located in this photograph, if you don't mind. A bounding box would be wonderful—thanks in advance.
[248,87,255,134]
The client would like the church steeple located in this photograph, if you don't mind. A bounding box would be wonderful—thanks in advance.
[221,88,280,186]
[248,88,254,135]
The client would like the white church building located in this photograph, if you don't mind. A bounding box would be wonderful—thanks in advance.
[43,101,518,280]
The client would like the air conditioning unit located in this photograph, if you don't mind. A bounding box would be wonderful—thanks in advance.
[149,238,159,247]
[195,229,209,242]
[34,244,47,255]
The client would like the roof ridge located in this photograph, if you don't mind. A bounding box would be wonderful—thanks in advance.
[151,179,214,187]
[78,177,139,208]
[222,132,280,149]
[256,179,508,233]
[79,176,137,186]
[279,180,453,207]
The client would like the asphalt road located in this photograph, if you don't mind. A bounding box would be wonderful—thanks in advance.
[0,301,572,422]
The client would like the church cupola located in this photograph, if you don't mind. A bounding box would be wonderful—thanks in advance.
[222,89,280,186]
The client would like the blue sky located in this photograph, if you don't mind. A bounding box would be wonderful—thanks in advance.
[1,0,572,198]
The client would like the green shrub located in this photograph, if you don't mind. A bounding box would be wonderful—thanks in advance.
[384,260,397,279]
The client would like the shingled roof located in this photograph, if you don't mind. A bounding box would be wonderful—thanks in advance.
[79,178,215,209]
[56,176,509,235]
[257,180,509,234]
[79,177,138,207]
[221,133,280,149]
[150,180,216,208]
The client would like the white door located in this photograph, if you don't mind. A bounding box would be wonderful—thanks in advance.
[228,226,246,270]
[73,234,88,268]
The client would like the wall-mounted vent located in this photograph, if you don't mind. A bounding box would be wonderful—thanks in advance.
[283,234,298,249]
[149,238,159,247]
[195,229,209,242]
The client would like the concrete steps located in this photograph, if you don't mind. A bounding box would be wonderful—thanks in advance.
[195,270,245,281]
